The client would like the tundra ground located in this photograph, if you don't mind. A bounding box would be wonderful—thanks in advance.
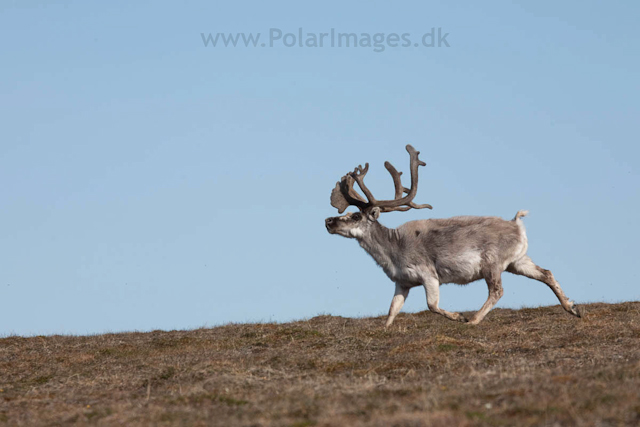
[1,302,639,426]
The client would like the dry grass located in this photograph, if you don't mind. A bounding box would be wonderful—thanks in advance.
[1,302,640,426]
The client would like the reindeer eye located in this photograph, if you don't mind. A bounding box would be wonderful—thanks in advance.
[351,213,362,221]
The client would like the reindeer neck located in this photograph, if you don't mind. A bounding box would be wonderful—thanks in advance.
[356,221,403,271]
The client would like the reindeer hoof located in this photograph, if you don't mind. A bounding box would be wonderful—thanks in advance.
[454,313,469,323]
[569,302,582,318]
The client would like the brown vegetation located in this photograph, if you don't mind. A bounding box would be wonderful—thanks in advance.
[1,302,640,426]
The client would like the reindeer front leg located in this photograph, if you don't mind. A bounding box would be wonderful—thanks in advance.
[386,283,410,327]
[424,277,468,322]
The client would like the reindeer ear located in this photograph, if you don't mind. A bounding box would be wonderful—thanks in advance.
[330,181,350,214]
[369,207,381,220]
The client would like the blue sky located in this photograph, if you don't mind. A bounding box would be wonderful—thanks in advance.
[1,0,638,336]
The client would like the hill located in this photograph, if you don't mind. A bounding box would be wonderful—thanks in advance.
[1,302,639,426]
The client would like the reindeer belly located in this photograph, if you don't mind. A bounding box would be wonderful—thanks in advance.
[435,251,484,285]
[381,262,427,287]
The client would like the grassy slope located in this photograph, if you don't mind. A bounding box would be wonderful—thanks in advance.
[1,302,640,426]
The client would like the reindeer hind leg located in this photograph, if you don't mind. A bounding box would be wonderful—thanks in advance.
[467,269,504,325]
[507,255,581,317]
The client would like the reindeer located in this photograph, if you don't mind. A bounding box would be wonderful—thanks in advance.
[325,145,581,326]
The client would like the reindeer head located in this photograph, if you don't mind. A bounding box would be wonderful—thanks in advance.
[325,144,433,239]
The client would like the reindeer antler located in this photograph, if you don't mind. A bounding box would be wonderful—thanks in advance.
[330,144,433,214]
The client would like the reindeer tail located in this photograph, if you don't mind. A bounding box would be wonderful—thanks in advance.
[513,210,529,220]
